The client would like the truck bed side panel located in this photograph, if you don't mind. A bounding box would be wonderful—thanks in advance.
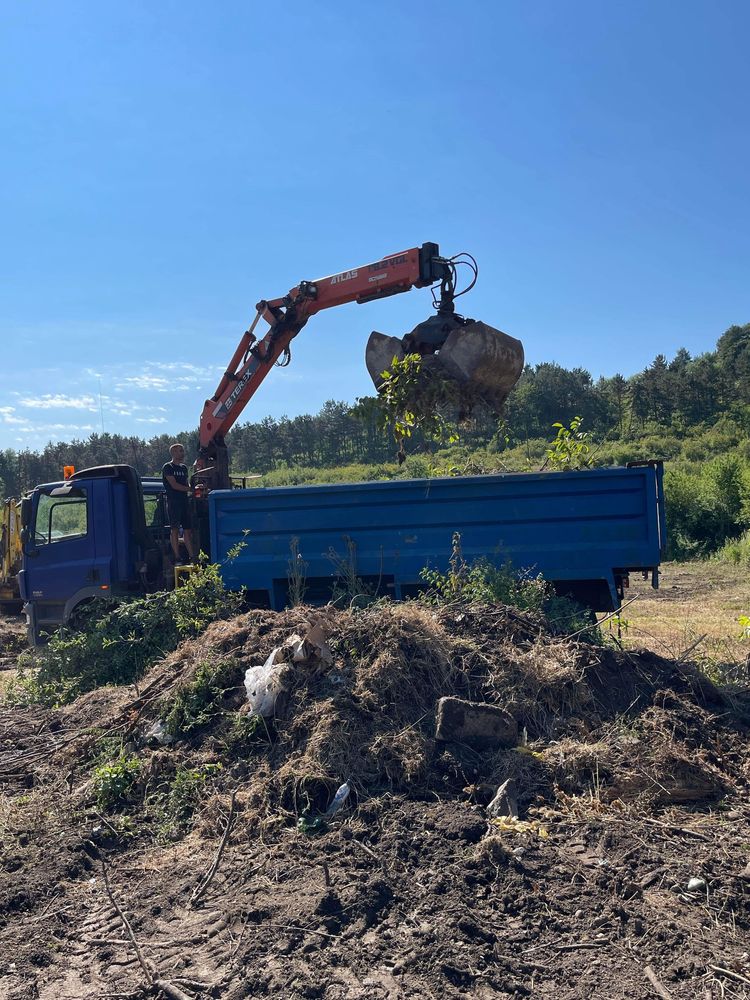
[209,467,663,611]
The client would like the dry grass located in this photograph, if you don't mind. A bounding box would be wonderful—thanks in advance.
[612,561,750,682]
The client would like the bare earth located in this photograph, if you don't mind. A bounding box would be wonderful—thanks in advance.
[1,571,750,999]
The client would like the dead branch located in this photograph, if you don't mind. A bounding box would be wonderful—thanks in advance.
[709,966,750,988]
[644,964,674,1000]
[554,941,607,952]
[152,981,194,1000]
[642,817,711,842]
[101,863,153,986]
[676,632,709,664]
[190,790,237,907]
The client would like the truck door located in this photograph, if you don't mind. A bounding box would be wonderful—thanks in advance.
[20,483,96,633]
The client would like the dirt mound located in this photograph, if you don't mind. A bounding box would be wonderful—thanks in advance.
[1,602,750,999]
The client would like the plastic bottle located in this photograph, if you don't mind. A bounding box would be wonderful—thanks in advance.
[325,781,351,817]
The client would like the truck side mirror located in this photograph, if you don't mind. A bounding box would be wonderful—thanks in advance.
[20,526,38,558]
[20,496,32,529]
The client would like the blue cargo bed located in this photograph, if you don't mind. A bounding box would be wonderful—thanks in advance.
[209,464,665,612]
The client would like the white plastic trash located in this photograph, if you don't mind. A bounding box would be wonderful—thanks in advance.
[288,634,307,663]
[244,649,289,717]
[144,719,174,745]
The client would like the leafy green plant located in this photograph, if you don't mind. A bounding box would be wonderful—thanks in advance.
[170,559,245,634]
[223,713,266,752]
[154,763,223,838]
[13,562,244,706]
[4,669,77,708]
[715,529,750,568]
[421,534,548,612]
[287,536,308,606]
[93,755,142,811]
[420,532,599,638]
[545,416,594,471]
[369,353,460,462]
[160,659,239,737]
[327,535,374,607]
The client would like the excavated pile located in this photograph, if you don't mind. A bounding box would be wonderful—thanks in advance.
[1,603,750,999]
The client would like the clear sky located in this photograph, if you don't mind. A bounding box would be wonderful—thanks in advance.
[1,0,748,450]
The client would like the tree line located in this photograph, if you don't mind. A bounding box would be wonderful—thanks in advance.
[1,323,748,502]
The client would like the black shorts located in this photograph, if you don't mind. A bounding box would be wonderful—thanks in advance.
[167,494,190,529]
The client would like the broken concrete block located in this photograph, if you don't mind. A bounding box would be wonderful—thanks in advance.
[487,778,519,819]
[435,697,518,750]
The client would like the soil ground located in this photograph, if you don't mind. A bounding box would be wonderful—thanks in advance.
[1,578,750,999]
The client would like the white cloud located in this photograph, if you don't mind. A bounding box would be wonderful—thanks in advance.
[0,407,30,427]
[14,423,95,434]
[119,375,169,391]
[159,362,205,374]
[116,367,209,392]
[1,413,32,426]
[99,395,145,417]
[19,394,98,411]
[135,417,168,424]
[117,374,200,392]
[115,375,206,392]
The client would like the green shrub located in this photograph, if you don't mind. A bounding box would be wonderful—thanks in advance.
[715,529,750,567]
[93,755,142,811]
[664,454,750,558]
[155,763,223,837]
[420,533,598,638]
[160,659,240,737]
[15,562,244,705]
[223,713,266,752]
[545,417,593,471]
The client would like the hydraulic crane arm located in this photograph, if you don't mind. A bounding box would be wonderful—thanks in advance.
[199,242,457,486]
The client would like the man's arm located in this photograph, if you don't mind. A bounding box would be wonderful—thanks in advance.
[164,474,190,494]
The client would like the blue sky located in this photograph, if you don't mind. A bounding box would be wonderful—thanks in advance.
[1,0,748,450]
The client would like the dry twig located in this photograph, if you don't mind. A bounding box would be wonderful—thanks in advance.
[709,966,750,988]
[644,964,674,1000]
[554,940,607,952]
[642,817,711,842]
[101,863,153,986]
[190,790,237,907]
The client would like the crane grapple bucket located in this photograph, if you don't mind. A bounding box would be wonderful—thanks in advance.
[365,320,524,413]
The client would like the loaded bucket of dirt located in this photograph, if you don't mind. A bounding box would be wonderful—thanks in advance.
[366,319,524,413]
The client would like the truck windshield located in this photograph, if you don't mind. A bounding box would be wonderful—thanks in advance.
[35,490,88,545]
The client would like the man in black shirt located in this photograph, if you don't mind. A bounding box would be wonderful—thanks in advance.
[162,443,196,563]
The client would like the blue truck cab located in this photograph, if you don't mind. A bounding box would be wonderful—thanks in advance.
[19,462,665,645]
[19,466,168,642]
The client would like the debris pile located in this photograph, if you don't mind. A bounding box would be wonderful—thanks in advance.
[1,601,750,999]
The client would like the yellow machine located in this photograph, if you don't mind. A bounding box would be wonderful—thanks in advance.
[0,497,23,613]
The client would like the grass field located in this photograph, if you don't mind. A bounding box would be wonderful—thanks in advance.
[614,560,750,679]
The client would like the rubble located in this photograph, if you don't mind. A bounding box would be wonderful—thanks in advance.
[486,777,519,819]
[435,695,519,749]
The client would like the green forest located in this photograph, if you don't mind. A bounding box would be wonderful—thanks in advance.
[2,323,749,563]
